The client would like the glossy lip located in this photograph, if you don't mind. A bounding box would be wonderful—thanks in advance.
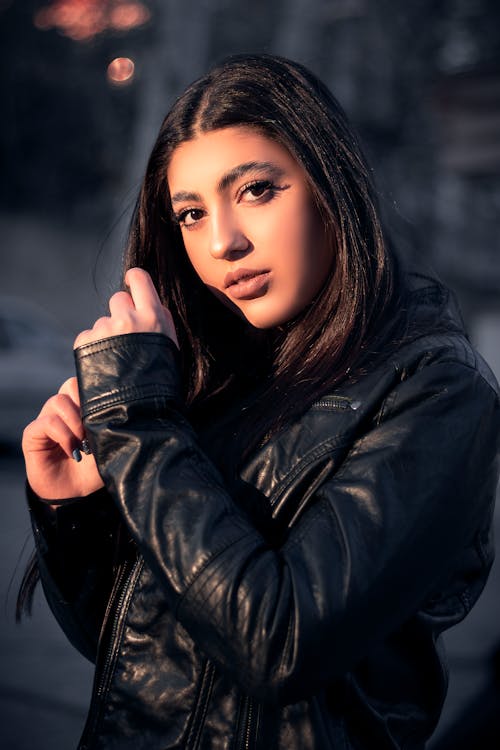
[223,267,270,288]
[223,268,271,301]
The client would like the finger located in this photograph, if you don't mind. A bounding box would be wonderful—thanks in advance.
[109,290,135,317]
[74,316,113,349]
[124,268,162,312]
[58,376,81,407]
[58,378,90,456]
[73,328,93,349]
[23,413,82,460]
[39,393,85,442]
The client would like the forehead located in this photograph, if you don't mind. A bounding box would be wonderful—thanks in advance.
[167,126,298,187]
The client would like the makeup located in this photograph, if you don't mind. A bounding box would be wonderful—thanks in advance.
[72,439,92,462]
[225,270,271,300]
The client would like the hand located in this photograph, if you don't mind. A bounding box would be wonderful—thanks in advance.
[73,267,178,349]
[22,377,104,501]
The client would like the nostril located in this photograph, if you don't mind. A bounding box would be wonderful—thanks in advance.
[210,235,252,260]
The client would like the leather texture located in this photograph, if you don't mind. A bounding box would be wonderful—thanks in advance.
[29,279,500,749]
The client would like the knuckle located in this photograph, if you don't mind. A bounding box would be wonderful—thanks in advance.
[143,311,158,328]
[110,291,130,306]
[58,376,77,394]
[22,421,35,441]
[74,329,91,348]
[40,392,72,420]
[42,413,59,431]
[43,393,61,411]
[114,315,131,330]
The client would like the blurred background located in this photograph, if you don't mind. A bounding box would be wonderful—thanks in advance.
[1,0,499,747]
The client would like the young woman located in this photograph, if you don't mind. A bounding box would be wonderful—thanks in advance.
[21,54,499,749]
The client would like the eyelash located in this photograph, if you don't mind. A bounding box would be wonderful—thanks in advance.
[237,179,276,201]
[175,207,205,228]
[174,179,282,229]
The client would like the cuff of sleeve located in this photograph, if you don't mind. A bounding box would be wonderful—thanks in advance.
[74,332,182,419]
[27,482,114,553]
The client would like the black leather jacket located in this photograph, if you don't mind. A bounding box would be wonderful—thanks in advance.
[29,280,500,749]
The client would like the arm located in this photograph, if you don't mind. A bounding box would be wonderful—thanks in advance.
[21,269,175,656]
[21,358,119,659]
[28,486,121,661]
[75,331,500,704]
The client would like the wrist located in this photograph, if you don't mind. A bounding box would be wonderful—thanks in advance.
[74,332,182,422]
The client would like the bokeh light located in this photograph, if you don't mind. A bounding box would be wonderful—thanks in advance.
[107,56,135,85]
[33,1,150,42]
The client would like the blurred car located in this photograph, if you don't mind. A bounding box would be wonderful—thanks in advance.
[0,295,75,449]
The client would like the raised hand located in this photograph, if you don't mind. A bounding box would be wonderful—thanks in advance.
[23,268,176,502]
[73,267,178,349]
[22,376,103,500]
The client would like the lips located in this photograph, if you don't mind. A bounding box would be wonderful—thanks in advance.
[223,268,271,301]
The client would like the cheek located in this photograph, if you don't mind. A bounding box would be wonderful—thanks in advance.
[293,207,333,289]
[183,237,209,281]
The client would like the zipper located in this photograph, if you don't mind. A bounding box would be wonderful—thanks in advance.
[243,698,255,750]
[235,695,259,750]
[184,659,216,750]
[312,396,361,411]
[78,556,143,749]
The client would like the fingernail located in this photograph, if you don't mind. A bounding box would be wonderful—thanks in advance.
[72,448,82,462]
[81,439,92,455]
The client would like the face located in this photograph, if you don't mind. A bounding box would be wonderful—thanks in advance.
[167,126,333,329]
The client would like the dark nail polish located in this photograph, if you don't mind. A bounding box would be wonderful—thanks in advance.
[72,448,82,462]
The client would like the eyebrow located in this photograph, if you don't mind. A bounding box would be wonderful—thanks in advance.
[170,161,286,205]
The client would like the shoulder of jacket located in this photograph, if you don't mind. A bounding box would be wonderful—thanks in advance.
[311,328,499,437]
[387,330,499,400]
[396,273,498,392]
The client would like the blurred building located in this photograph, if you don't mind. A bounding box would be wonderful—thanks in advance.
[1,0,498,328]
[0,2,498,743]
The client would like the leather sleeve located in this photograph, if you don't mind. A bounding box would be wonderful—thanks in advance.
[27,485,121,662]
[74,332,500,704]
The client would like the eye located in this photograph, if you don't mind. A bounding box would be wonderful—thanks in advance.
[175,207,205,228]
[239,180,275,202]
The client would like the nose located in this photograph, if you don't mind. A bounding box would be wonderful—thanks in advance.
[209,207,250,260]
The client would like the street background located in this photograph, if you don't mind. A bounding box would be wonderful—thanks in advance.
[1,1,499,747]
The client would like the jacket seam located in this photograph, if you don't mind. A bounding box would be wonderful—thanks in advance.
[75,332,171,358]
[283,501,331,552]
[275,609,295,687]
[412,358,499,402]
[177,530,260,615]
[333,360,499,481]
[270,437,352,509]
[82,385,178,415]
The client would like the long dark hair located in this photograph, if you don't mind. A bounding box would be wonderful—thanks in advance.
[125,53,404,445]
[18,53,406,619]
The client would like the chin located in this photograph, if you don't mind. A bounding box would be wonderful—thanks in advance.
[209,288,301,329]
[240,308,298,330]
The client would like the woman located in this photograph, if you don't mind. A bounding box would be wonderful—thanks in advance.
[21,54,499,749]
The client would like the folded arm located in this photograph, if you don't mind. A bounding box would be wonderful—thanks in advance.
[75,332,499,704]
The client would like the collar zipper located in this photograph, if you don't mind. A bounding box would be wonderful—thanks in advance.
[312,396,361,411]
